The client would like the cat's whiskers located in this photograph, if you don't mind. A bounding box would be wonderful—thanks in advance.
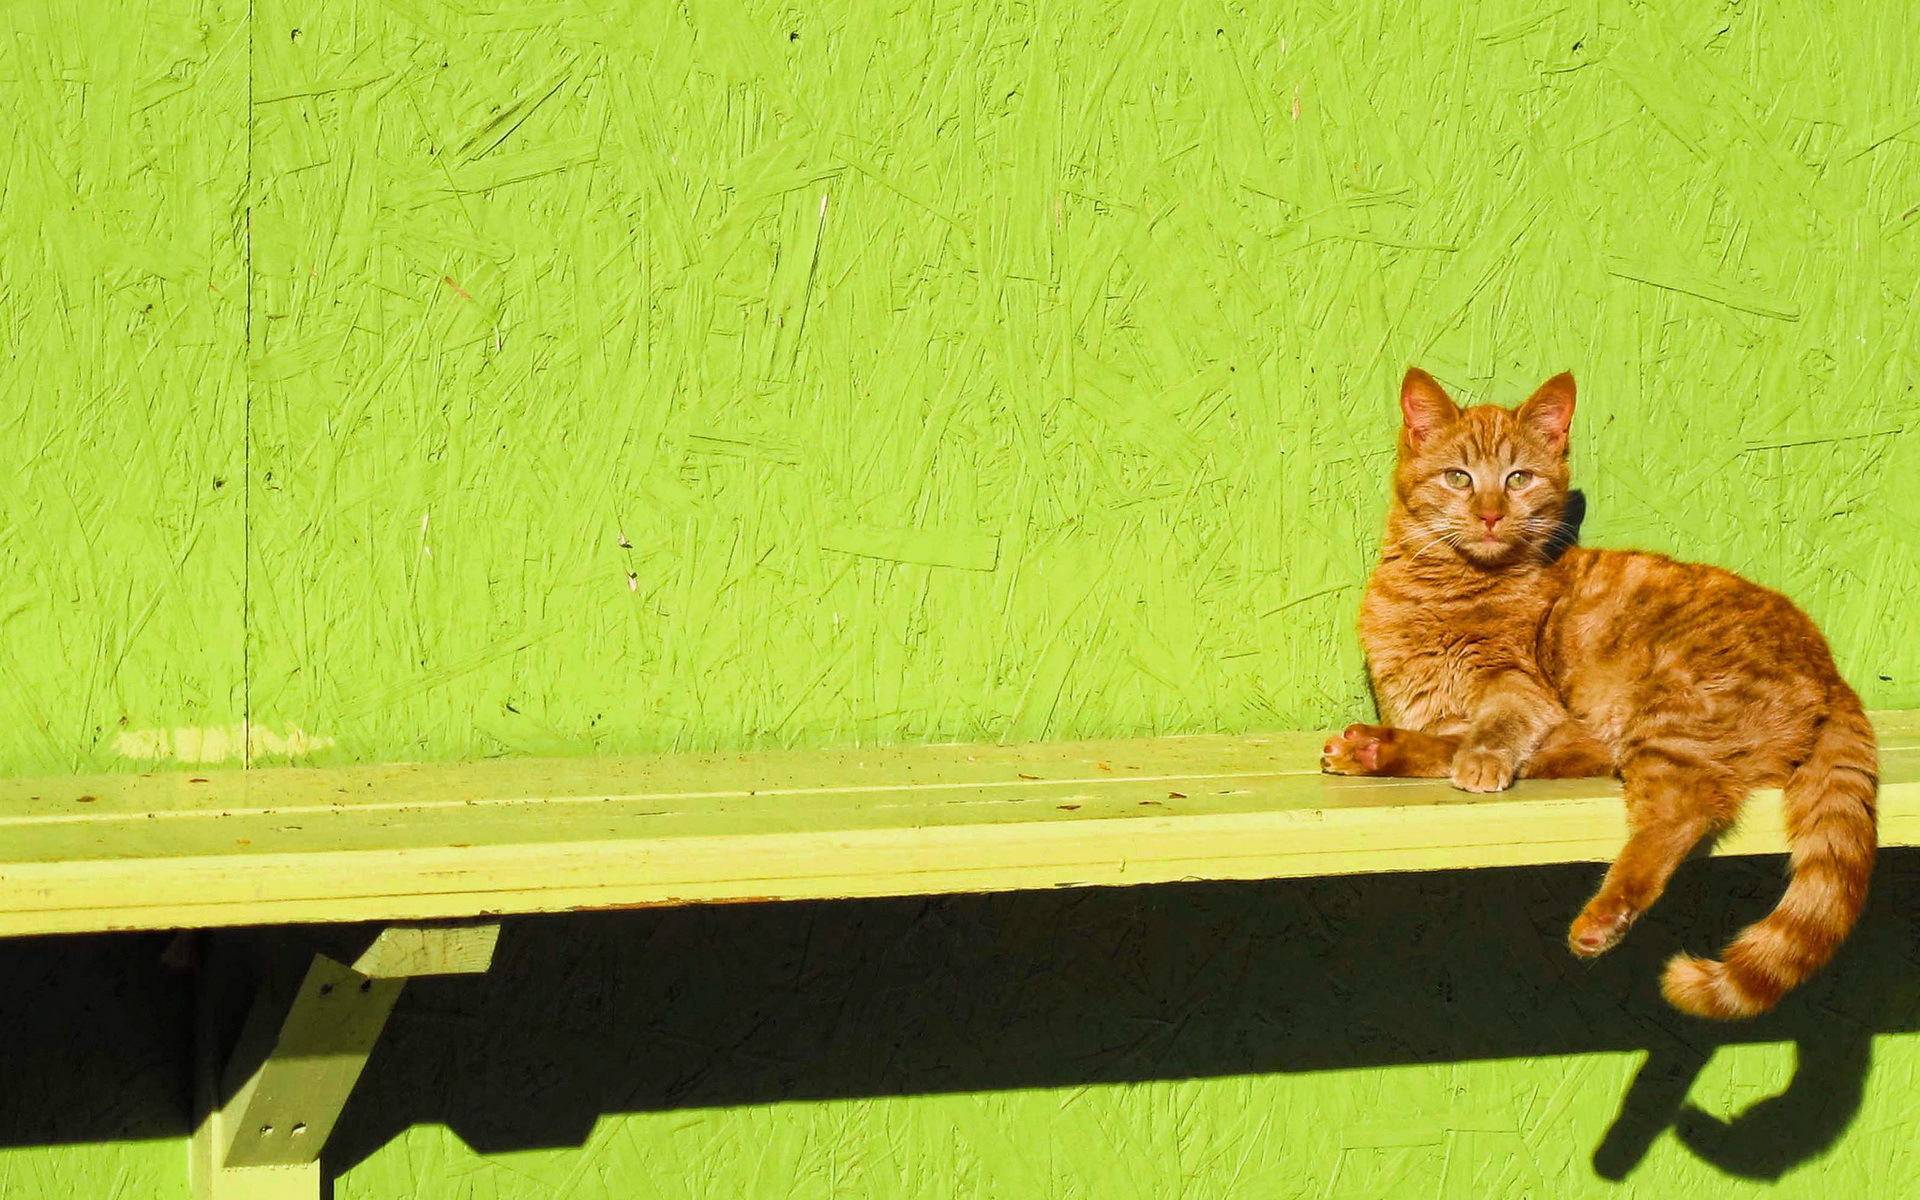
[1403,521,1463,563]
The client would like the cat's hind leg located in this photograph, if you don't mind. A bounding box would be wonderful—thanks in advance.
[1321,725,1459,777]
[1522,721,1615,779]
[1569,752,1736,958]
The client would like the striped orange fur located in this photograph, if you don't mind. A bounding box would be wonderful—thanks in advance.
[1322,369,1879,1019]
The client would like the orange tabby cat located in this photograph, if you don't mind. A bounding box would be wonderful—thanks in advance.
[1321,369,1878,1019]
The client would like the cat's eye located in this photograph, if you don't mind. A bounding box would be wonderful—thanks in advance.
[1442,470,1472,489]
[1506,470,1534,489]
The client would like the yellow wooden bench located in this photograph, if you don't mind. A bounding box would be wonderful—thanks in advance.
[14,712,1915,1198]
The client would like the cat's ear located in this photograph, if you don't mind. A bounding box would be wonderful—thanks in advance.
[1400,368,1460,449]
[1517,372,1576,454]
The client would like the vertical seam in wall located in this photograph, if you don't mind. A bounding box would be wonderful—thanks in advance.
[242,0,254,771]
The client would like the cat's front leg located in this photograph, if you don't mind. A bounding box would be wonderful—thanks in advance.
[1450,746,1518,792]
[1450,671,1567,792]
[1321,724,1459,777]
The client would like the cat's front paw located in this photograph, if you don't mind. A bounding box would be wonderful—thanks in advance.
[1322,724,1390,775]
[1450,747,1516,793]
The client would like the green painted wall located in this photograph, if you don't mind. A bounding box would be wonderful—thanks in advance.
[0,0,247,776]
[3,0,1920,1196]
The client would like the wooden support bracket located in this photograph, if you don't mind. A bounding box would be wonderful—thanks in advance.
[191,922,501,1200]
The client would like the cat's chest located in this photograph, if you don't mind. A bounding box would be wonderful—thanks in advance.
[1362,626,1490,726]
[1359,576,1547,727]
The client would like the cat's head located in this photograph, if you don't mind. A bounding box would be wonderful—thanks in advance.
[1390,369,1575,567]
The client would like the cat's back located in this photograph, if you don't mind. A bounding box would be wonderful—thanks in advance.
[1547,546,1824,652]
[1544,546,1846,747]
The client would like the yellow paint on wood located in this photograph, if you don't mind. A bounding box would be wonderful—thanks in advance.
[217,955,403,1169]
[351,922,501,978]
[1,714,1915,937]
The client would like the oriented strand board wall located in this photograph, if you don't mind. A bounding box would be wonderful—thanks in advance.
[7,0,1919,775]
[0,0,246,777]
[4,1,1920,1198]
[243,0,1920,765]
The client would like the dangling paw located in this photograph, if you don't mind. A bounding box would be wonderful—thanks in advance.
[1321,724,1393,775]
[1568,901,1637,958]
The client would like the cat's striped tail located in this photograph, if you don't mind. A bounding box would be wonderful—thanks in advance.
[1661,697,1879,1019]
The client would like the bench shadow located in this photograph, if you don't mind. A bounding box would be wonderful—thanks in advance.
[0,845,1911,1188]
[319,847,1920,1182]
[0,931,192,1146]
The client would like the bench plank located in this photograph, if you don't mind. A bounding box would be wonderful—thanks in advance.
[4,714,1916,936]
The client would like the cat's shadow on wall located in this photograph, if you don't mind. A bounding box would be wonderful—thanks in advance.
[1548,488,1587,562]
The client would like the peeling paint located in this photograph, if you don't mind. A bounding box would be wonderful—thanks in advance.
[111,724,337,764]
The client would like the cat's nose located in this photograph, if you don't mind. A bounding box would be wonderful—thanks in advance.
[1479,512,1501,530]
